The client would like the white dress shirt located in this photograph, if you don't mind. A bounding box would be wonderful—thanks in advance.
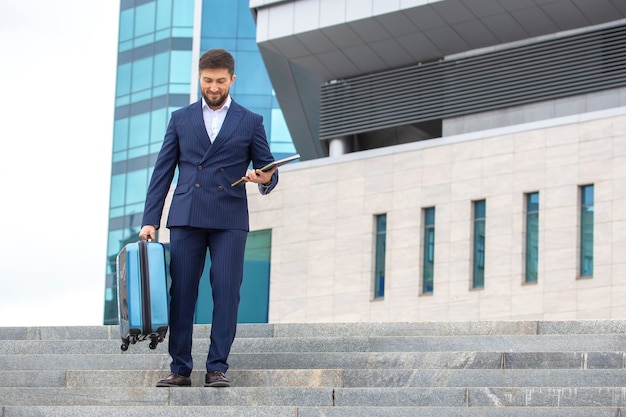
[202,95,231,142]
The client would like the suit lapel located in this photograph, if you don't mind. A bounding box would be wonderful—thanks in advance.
[214,101,243,145]
[189,100,212,150]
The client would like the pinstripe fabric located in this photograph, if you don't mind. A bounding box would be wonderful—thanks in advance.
[141,99,278,377]
[168,227,247,375]
[204,228,247,372]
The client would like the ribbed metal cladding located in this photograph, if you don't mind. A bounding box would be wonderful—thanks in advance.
[319,24,626,141]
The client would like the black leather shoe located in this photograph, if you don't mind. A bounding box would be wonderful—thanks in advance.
[156,373,191,387]
[205,370,231,387]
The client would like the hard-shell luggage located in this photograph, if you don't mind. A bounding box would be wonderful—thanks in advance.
[116,239,169,351]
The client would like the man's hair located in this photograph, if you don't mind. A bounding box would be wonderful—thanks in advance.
[199,49,235,76]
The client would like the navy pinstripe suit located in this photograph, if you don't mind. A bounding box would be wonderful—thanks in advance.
[142,98,278,376]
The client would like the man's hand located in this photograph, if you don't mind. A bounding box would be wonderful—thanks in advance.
[242,166,277,185]
[139,225,156,241]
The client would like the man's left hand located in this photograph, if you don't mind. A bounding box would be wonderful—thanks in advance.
[242,167,276,185]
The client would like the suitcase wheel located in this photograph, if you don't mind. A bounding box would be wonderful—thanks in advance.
[120,337,130,352]
[149,334,158,350]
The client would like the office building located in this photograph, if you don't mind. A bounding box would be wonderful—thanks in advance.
[244,0,626,322]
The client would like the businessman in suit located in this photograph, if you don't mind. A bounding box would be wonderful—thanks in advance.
[139,49,278,388]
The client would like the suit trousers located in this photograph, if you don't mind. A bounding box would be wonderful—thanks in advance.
[167,226,248,376]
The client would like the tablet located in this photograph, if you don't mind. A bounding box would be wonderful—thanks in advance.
[231,153,300,186]
[259,153,300,172]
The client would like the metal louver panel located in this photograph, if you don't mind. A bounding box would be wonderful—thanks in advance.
[319,24,626,140]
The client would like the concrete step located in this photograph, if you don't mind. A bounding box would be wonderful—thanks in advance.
[2,386,626,407]
[4,406,620,417]
[297,407,623,417]
[1,368,625,389]
[2,334,626,355]
[2,320,625,341]
[1,406,296,417]
[0,351,622,371]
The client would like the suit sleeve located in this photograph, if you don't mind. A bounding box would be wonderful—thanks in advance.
[141,116,180,228]
[250,115,279,195]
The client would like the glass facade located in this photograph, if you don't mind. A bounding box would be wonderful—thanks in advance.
[104,0,294,324]
[580,184,594,277]
[525,192,539,284]
[374,214,387,299]
[472,200,486,289]
[422,207,435,294]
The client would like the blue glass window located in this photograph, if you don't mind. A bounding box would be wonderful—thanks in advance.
[132,57,154,93]
[525,192,539,284]
[170,50,192,84]
[116,63,132,97]
[270,109,296,157]
[125,170,149,205]
[237,0,256,38]
[153,52,170,87]
[233,52,271,95]
[473,200,486,289]
[134,2,156,38]
[422,207,435,294]
[109,174,126,209]
[201,1,238,37]
[580,185,594,277]
[172,0,194,27]
[237,38,260,52]
[156,0,173,32]
[113,119,129,152]
[374,214,387,299]
[119,9,134,42]
[128,113,151,149]
[150,108,168,144]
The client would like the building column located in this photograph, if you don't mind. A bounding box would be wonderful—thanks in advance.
[328,136,351,157]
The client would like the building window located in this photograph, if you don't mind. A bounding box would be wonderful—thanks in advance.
[525,192,539,284]
[374,214,387,299]
[472,200,486,289]
[422,207,435,294]
[580,184,594,277]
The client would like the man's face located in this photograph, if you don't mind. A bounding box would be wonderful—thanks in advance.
[200,68,235,110]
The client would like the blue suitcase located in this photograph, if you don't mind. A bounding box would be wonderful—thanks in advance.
[116,240,169,351]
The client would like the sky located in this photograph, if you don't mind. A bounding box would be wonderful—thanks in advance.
[0,1,120,326]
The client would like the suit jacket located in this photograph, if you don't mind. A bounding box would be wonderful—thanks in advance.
[142,99,278,231]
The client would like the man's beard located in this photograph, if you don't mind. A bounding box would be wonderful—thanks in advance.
[202,89,228,109]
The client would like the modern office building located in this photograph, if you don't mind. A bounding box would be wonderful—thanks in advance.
[241,0,626,322]
[103,0,295,324]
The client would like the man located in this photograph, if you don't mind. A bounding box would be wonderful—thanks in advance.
[138,49,278,388]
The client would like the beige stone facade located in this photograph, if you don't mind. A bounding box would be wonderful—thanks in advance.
[245,108,626,323]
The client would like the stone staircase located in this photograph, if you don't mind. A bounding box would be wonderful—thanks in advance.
[1,320,625,416]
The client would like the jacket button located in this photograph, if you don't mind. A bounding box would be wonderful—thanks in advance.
[219,168,224,173]
[195,183,200,188]
[217,186,223,191]
[198,165,203,170]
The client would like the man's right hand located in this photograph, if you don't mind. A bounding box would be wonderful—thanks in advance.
[139,225,156,241]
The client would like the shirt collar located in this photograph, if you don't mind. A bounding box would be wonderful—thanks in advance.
[202,95,232,111]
